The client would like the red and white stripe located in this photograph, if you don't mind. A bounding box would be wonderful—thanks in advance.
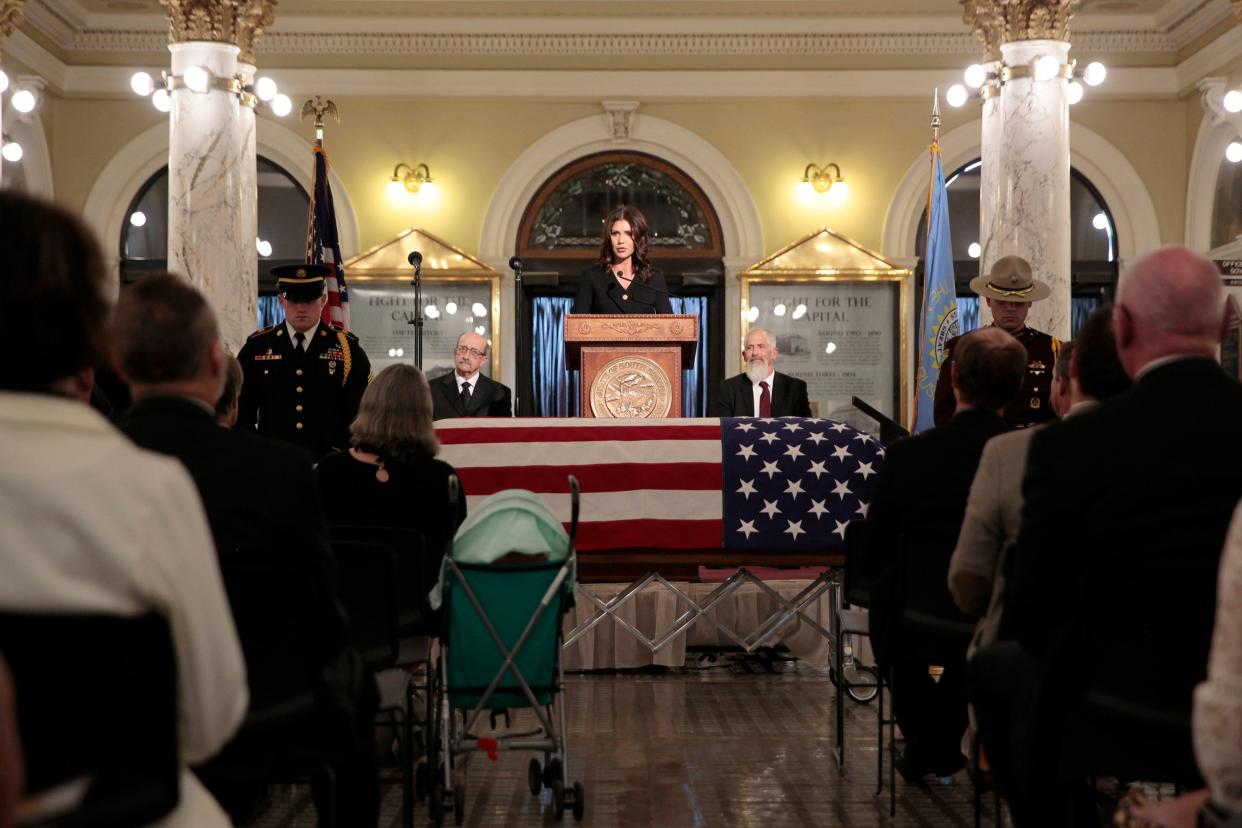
[435,418,725,550]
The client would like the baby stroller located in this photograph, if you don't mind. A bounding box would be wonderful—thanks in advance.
[426,476,584,824]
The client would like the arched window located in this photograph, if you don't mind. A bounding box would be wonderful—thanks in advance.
[1211,153,1242,250]
[119,156,310,302]
[516,152,724,416]
[915,160,1118,335]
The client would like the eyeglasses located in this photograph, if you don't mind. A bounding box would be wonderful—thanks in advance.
[454,345,487,358]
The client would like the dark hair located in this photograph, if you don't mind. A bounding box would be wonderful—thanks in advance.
[351,364,439,462]
[954,328,1028,410]
[596,205,653,284]
[1053,340,1075,382]
[1075,304,1132,400]
[216,353,243,419]
[0,191,110,391]
[112,273,219,384]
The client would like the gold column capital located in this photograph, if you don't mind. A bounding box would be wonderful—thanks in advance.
[0,0,26,41]
[160,0,242,45]
[1234,0,1242,24]
[236,0,276,65]
[961,0,1078,58]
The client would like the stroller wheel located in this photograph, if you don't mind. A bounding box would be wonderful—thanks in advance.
[430,780,445,827]
[542,757,563,788]
[845,666,881,705]
[528,758,543,795]
[453,781,465,826]
[571,782,585,821]
[551,780,566,821]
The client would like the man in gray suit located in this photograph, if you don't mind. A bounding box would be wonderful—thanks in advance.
[949,306,1130,656]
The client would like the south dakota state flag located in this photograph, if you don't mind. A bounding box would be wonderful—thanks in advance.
[912,145,959,433]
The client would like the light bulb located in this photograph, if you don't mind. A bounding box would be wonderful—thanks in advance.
[825,342,838,355]
[773,303,787,317]
[964,63,987,89]
[1066,80,1084,105]
[388,348,397,357]
[130,211,147,228]
[130,71,154,97]
[747,306,760,323]
[1033,54,1060,83]
[11,89,36,113]
[254,76,277,102]
[797,179,814,198]
[1225,91,1242,114]
[1092,212,1109,231]
[792,304,807,320]
[1227,142,1242,163]
[396,348,404,357]
[968,242,981,259]
[183,65,210,94]
[152,88,172,112]
[270,93,292,117]
[445,302,457,315]
[828,178,849,203]
[2,142,22,163]
[946,84,969,108]
[387,179,405,200]
[425,304,440,319]
[257,239,272,257]
[0,70,8,94]
[1084,61,1106,87]
[472,302,487,317]
[475,325,486,336]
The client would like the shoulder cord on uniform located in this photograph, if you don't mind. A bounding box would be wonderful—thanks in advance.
[336,330,352,384]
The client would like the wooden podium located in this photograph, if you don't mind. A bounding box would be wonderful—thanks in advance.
[564,314,699,418]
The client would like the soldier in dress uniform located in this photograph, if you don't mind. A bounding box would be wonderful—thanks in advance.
[933,255,1061,429]
[236,264,372,458]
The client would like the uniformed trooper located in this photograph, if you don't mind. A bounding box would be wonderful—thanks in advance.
[933,255,1061,429]
[236,264,372,457]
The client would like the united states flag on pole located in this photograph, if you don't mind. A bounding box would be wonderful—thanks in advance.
[307,146,349,329]
[435,417,884,552]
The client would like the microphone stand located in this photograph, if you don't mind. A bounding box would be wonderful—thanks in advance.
[509,256,524,416]
[408,251,423,369]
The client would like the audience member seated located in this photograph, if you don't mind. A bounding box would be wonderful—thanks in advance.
[950,306,1131,657]
[113,273,379,827]
[976,245,1242,827]
[215,353,243,427]
[0,190,247,827]
[317,363,467,555]
[865,326,1027,783]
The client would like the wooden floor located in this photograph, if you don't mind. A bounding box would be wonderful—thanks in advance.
[247,652,1009,827]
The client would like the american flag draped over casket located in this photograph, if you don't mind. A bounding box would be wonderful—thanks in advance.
[434,417,885,552]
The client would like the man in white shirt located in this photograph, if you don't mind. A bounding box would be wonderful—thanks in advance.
[0,191,247,828]
[430,330,513,419]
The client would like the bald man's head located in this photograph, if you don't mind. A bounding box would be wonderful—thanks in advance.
[1114,246,1223,375]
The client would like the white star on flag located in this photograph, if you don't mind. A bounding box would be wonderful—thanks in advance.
[783,479,805,499]
[784,520,806,539]
[781,421,803,432]
[807,460,828,479]
[829,423,850,433]
[808,499,830,519]
[855,461,876,480]
[833,520,850,539]
[737,479,757,499]
[760,499,781,519]
[831,445,851,461]
[736,443,757,460]
[759,431,781,445]
[734,422,756,432]
[737,519,758,538]
[856,501,870,518]
[760,460,782,479]
[805,431,827,445]
[853,432,874,444]
[831,479,853,499]
[783,444,804,460]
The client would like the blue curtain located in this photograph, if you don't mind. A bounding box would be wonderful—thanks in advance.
[530,295,709,417]
[258,296,284,328]
[959,296,979,333]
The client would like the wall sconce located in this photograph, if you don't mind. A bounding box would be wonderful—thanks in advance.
[389,162,434,198]
[800,162,848,202]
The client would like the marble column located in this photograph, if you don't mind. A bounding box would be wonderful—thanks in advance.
[983,39,1072,340]
[0,0,26,189]
[977,89,1003,328]
[236,59,259,338]
[167,40,252,352]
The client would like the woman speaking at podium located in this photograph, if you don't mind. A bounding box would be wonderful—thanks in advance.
[573,205,674,315]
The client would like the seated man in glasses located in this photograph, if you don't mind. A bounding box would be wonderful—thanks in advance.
[430,331,513,420]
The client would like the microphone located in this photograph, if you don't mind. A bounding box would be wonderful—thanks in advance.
[509,256,523,272]
[408,250,423,269]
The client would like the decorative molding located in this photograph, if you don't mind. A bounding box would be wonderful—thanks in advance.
[962,0,1079,56]
[0,0,25,41]
[602,100,638,143]
[159,0,240,45]
[1234,0,1242,24]
[235,0,274,65]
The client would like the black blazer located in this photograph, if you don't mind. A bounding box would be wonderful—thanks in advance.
[1004,358,1242,658]
[430,371,513,420]
[862,407,1009,669]
[119,395,347,661]
[713,371,812,418]
[573,265,674,315]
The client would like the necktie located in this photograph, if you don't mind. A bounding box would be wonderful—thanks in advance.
[294,331,306,353]
[758,380,772,418]
[460,382,472,411]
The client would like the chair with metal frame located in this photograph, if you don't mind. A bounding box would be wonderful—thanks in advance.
[833,519,885,781]
[0,611,179,828]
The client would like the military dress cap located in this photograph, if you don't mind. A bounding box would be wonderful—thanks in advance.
[273,263,331,302]
[968,255,1052,304]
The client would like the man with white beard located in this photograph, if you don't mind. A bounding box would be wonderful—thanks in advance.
[714,328,812,417]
